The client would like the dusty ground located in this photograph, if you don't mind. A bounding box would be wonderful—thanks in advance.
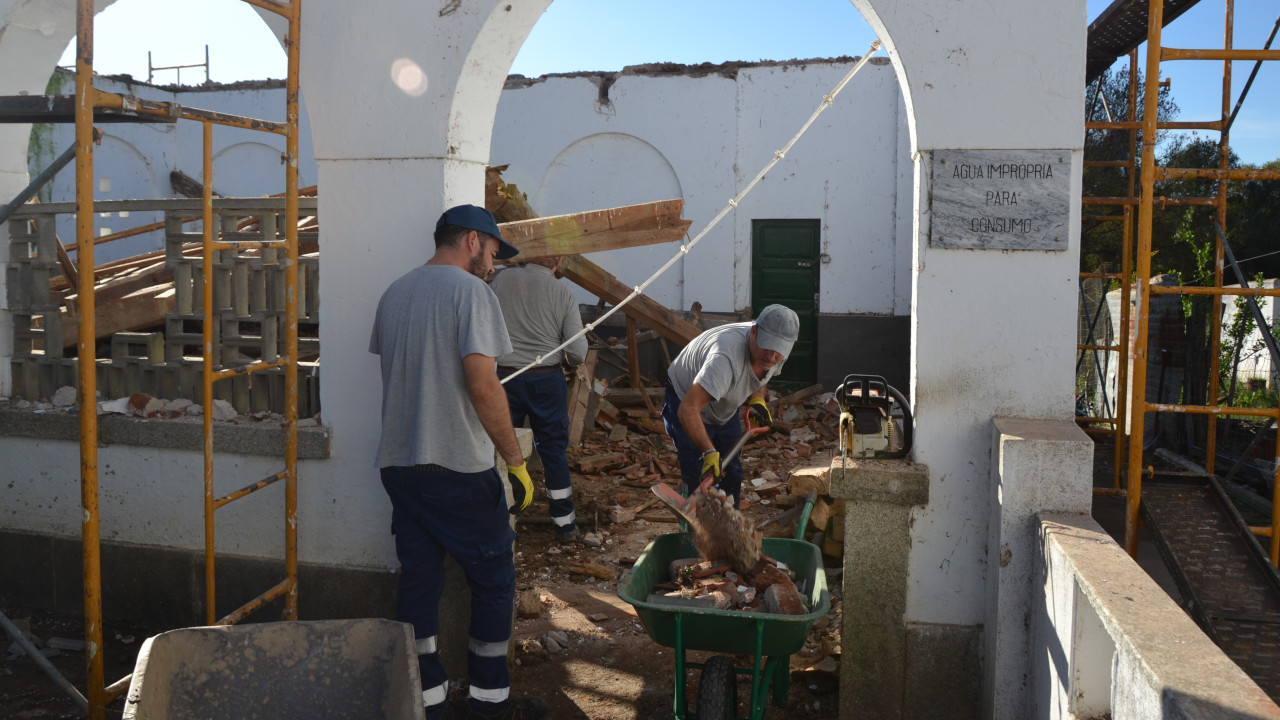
[1,395,844,719]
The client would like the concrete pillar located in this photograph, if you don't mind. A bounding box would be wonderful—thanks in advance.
[983,418,1092,719]
[830,458,929,719]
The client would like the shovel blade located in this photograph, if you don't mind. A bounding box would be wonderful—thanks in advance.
[651,483,698,525]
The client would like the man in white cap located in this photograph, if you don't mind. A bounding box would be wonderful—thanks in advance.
[662,304,800,506]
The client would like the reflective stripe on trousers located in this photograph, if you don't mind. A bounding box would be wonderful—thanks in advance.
[381,465,517,715]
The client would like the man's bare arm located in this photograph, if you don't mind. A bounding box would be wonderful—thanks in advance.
[463,353,523,466]
[676,383,717,453]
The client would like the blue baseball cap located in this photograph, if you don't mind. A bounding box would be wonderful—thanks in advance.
[436,204,519,260]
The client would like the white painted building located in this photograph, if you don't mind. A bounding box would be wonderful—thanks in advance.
[1223,279,1280,389]
[16,2,1263,718]
[29,72,319,263]
[30,55,911,385]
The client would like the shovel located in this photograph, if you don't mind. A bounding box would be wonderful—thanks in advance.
[651,425,771,521]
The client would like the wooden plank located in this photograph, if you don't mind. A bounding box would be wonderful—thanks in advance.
[567,348,599,447]
[485,165,538,223]
[64,261,173,312]
[559,255,701,347]
[498,199,690,260]
[55,236,78,294]
[626,316,659,415]
[61,283,175,344]
[779,383,826,406]
[604,387,666,406]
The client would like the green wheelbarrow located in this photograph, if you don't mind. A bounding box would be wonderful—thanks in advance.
[617,497,831,719]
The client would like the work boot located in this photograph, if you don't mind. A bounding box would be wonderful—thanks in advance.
[425,702,456,720]
[467,697,547,720]
[556,526,581,544]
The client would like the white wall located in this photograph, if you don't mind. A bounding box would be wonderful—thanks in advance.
[1223,279,1280,387]
[491,59,909,315]
[29,60,909,313]
[0,0,1091,626]
[33,72,319,264]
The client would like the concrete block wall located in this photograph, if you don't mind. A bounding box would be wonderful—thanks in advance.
[6,203,319,416]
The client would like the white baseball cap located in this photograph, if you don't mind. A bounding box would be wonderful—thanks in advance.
[754,304,799,358]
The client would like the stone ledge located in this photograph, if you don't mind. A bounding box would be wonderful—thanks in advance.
[829,457,929,506]
[0,407,330,459]
[1039,512,1280,718]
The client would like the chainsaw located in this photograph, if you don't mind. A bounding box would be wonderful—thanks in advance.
[836,374,913,460]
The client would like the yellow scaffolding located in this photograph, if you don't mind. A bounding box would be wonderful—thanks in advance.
[1079,49,1139,496]
[1124,0,1280,562]
[71,1,303,717]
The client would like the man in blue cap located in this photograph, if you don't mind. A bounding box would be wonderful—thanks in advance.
[370,204,545,720]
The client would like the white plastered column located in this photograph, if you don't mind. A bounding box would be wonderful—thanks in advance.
[851,0,1087,627]
[846,1,1087,714]
[0,0,116,395]
[300,1,553,563]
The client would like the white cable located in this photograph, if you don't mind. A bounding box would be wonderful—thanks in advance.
[501,40,882,385]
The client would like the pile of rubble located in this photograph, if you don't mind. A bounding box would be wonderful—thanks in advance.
[564,384,848,556]
[1,387,321,427]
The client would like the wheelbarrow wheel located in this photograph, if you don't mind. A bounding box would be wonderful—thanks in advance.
[697,655,737,720]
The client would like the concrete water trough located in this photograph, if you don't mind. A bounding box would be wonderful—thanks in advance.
[123,619,425,720]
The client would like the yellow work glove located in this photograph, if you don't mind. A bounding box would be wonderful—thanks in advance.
[700,449,722,485]
[507,462,534,515]
[746,397,773,430]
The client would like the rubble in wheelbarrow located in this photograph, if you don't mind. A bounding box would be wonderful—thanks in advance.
[645,553,808,615]
[689,485,762,574]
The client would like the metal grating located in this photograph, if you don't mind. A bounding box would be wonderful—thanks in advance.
[1086,0,1205,84]
[1142,475,1280,701]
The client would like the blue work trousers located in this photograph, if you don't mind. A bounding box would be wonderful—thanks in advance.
[380,465,517,717]
[503,370,576,531]
[662,384,745,506]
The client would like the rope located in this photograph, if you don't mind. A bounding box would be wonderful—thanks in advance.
[500,40,883,385]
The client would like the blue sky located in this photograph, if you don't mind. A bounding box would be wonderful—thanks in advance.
[59,0,1278,164]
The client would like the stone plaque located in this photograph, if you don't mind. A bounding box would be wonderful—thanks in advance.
[929,149,1071,251]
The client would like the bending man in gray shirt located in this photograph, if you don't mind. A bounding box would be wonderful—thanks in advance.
[490,256,588,543]
[663,304,800,506]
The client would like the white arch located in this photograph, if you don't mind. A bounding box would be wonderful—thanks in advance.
[0,0,1089,679]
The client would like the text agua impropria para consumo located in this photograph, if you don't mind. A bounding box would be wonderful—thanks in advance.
[952,162,1054,235]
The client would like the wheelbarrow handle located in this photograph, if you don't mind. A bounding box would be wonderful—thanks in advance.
[753,491,819,540]
[795,491,818,540]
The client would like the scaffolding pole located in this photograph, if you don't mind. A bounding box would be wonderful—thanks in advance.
[67,1,304,716]
[1123,0,1280,564]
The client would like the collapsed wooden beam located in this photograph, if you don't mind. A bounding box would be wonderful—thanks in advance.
[498,199,690,260]
[558,255,701,347]
[61,284,175,344]
[481,183,701,346]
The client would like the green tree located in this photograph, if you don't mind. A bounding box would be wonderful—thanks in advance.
[1157,139,1280,283]
[1081,68,1179,274]
[1228,157,1280,281]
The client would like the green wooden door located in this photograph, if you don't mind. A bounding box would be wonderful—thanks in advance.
[751,219,820,387]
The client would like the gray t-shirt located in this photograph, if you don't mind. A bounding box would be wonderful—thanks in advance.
[369,264,512,471]
[666,321,782,425]
[488,264,587,369]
